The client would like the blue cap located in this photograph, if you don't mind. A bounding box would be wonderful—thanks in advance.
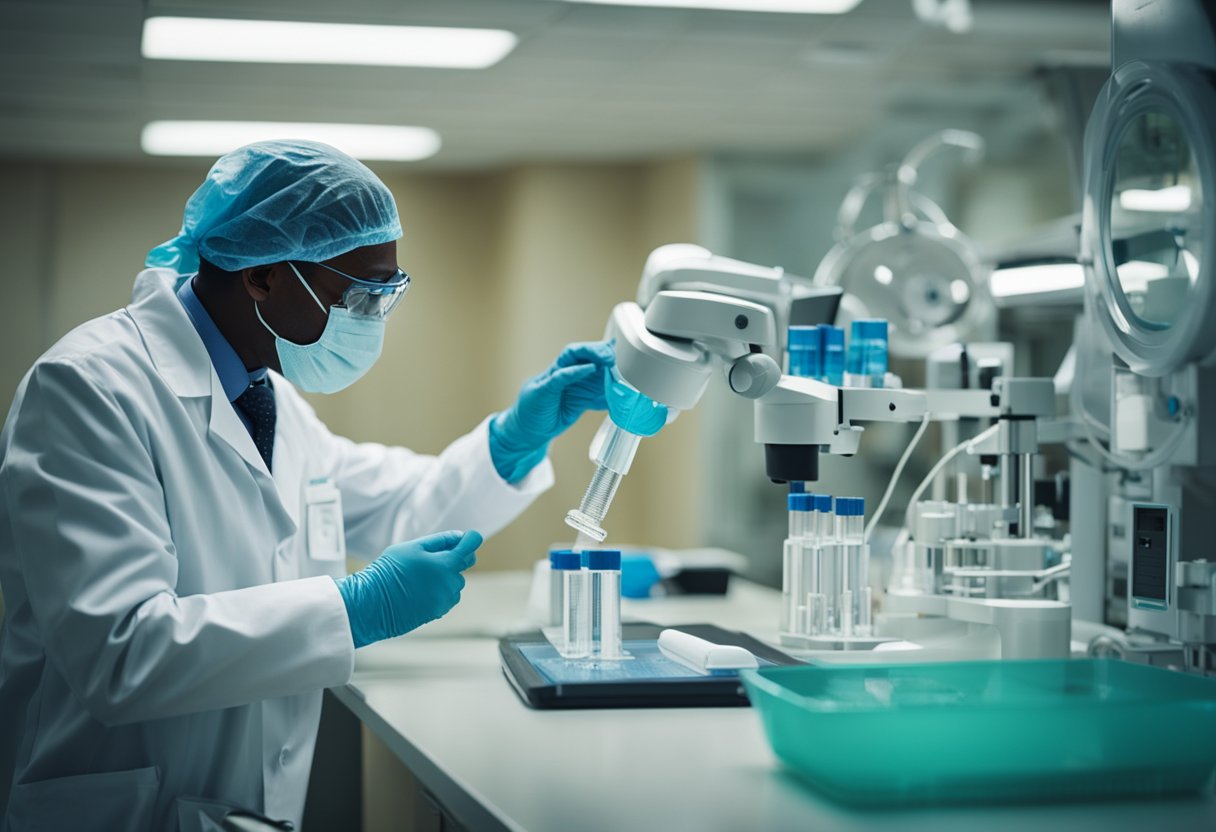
[586,550,622,570]
[815,494,833,513]
[823,326,845,347]
[788,325,821,347]
[802,494,818,511]
[835,497,866,517]
[851,319,889,341]
[550,550,581,570]
[789,481,806,494]
[787,494,799,511]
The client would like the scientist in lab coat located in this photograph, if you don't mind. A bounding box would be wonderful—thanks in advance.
[0,140,616,831]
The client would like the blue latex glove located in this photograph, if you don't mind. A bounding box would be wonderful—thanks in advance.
[335,530,482,648]
[489,341,616,483]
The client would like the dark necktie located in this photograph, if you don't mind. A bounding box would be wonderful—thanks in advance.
[234,379,276,470]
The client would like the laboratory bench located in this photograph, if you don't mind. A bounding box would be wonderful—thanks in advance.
[321,571,1216,832]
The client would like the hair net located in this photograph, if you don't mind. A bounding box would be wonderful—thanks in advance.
[146,140,402,274]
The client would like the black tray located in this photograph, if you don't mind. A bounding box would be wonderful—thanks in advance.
[500,622,801,710]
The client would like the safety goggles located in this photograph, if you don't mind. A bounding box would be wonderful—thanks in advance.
[293,260,412,319]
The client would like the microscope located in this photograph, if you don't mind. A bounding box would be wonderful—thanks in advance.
[563,243,927,547]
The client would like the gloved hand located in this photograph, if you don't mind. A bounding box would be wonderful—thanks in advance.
[489,341,616,483]
[335,530,482,648]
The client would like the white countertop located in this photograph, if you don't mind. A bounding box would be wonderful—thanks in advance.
[333,571,1216,832]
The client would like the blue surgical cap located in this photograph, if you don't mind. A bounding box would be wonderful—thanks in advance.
[147,140,402,274]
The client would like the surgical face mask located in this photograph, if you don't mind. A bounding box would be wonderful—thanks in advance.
[254,263,386,394]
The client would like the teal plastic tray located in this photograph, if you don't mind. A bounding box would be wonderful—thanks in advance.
[741,659,1216,805]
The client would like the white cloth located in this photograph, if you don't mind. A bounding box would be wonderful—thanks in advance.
[0,269,553,831]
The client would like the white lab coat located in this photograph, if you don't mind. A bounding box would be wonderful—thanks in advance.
[0,268,553,831]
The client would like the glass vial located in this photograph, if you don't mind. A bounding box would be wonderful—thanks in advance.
[554,551,589,658]
[587,550,623,660]
[548,549,575,628]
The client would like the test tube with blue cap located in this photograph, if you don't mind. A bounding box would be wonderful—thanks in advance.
[814,493,834,542]
[586,549,624,660]
[801,493,825,636]
[835,497,870,637]
[822,326,846,386]
[781,495,802,633]
[807,493,834,634]
[787,325,823,379]
[551,551,589,658]
[784,494,816,634]
[845,319,889,388]
[548,548,575,628]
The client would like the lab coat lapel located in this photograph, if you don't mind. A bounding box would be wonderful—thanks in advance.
[268,397,303,529]
[207,371,271,479]
[127,269,210,398]
[128,269,296,535]
[200,337,298,541]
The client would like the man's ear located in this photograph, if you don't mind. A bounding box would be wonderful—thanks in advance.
[242,264,276,302]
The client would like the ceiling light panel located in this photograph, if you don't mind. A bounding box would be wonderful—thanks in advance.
[141,17,518,69]
[989,263,1085,298]
[141,121,442,162]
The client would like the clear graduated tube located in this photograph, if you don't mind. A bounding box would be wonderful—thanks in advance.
[835,497,871,637]
[562,570,590,659]
[806,494,833,635]
[783,494,812,634]
[565,419,641,543]
[548,549,576,628]
[566,368,668,543]
[587,550,623,660]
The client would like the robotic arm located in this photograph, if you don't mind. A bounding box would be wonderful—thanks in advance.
[609,244,927,482]
[566,244,927,546]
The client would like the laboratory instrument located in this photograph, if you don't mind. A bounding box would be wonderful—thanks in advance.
[883,373,1075,660]
[1067,0,1216,676]
[595,243,924,486]
[548,0,1216,695]
[579,244,999,656]
[864,0,1216,674]
[564,242,923,543]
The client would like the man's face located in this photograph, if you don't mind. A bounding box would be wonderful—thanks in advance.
[248,240,399,349]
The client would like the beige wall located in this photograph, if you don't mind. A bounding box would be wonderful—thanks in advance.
[0,156,706,581]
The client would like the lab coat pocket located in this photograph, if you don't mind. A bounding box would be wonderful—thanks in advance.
[7,765,160,832]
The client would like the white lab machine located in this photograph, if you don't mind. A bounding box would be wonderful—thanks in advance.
[1068,0,1216,676]
[570,234,1074,661]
